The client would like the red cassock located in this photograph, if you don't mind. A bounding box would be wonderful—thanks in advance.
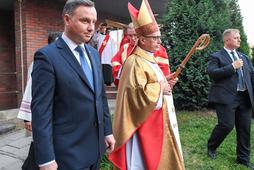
[154,45,171,76]
[111,43,135,87]
[112,44,171,87]
[119,33,130,47]
[109,108,164,170]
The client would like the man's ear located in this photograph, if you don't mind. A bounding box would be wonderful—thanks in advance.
[63,14,71,25]
[139,36,146,45]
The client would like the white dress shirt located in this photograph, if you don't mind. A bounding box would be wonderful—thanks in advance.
[62,33,92,69]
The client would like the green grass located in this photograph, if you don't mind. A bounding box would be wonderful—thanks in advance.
[100,110,254,170]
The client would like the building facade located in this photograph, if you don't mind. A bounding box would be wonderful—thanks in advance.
[0,0,167,110]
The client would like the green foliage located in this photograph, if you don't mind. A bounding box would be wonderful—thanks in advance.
[160,0,250,110]
[160,0,227,110]
[178,111,254,169]
[100,155,113,170]
[251,47,254,64]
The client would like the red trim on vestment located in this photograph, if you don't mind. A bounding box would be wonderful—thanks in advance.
[111,43,135,87]
[154,45,170,76]
[98,34,110,57]
[109,109,164,170]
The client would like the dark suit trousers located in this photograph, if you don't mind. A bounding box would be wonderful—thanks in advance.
[208,91,252,163]
[81,159,99,170]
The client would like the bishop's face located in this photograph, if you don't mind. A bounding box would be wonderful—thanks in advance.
[139,31,161,53]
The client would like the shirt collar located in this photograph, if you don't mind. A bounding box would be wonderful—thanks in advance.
[134,46,157,63]
[62,33,85,51]
[144,50,154,57]
[224,47,236,54]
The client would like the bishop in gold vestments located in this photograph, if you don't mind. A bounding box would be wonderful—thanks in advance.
[109,1,185,169]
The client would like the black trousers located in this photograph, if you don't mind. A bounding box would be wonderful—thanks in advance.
[208,91,252,163]
[79,158,100,170]
[102,64,113,86]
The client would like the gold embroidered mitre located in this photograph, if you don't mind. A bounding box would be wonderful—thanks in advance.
[128,0,159,36]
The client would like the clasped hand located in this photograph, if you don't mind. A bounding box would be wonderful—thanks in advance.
[165,72,178,88]
[160,81,172,95]
[232,59,243,69]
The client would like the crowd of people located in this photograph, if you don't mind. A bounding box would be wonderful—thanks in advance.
[17,0,253,170]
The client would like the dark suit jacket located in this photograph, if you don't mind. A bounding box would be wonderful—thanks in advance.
[31,37,112,170]
[208,48,254,117]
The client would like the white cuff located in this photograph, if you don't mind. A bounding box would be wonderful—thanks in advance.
[39,160,55,167]
[155,87,163,110]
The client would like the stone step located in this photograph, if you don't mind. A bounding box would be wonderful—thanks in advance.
[0,109,19,120]
[105,85,117,91]
[108,99,116,115]
[106,91,117,100]
[0,122,16,135]
[105,85,117,100]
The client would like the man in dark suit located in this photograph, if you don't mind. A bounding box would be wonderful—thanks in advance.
[207,28,254,169]
[31,0,115,170]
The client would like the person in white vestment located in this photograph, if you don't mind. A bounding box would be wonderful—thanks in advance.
[17,32,61,134]
[95,23,117,86]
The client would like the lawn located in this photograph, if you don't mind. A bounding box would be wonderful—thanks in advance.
[100,110,254,170]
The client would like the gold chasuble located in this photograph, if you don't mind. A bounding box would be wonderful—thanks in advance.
[109,47,185,170]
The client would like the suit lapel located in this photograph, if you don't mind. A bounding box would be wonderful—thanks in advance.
[56,38,94,92]
[221,49,233,63]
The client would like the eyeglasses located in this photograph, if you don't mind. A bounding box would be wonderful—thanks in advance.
[143,35,161,41]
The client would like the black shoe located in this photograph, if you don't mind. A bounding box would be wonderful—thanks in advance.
[237,161,254,170]
[207,149,216,159]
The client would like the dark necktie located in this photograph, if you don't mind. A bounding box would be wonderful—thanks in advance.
[230,51,245,91]
[75,46,94,90]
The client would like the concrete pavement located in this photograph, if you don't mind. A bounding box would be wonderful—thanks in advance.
[0,99,116,170]
[0,129,31,170]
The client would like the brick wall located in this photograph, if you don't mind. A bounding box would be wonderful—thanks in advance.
[21,0,64,67]
[12,0,64,109]
[0,11,17,110]
[1,0,124,110]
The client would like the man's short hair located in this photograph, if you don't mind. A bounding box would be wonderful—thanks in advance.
[223,29,240,41]
[48,32,62,44]
[62,0,94,17]
[126,23,135,34]
[100,22,107,27]
[127,23,134,29]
